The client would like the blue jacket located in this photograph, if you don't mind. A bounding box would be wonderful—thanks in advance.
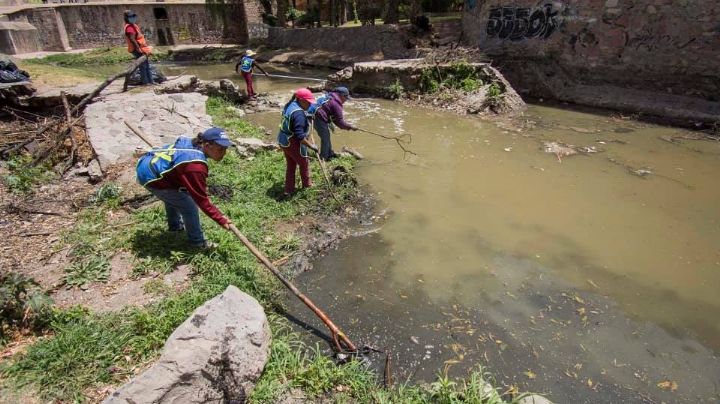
[136,137,207,187]
[238,56,254,73]
[308,93,332,116]
[277,101,311,156]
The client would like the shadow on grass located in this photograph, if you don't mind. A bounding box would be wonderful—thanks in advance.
[266,180,287,201]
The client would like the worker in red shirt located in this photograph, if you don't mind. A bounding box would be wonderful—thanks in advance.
[136,128,233,249]
[123,10,154,85]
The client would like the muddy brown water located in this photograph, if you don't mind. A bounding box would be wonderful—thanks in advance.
[249,101,720,402]
[103,62,720,402]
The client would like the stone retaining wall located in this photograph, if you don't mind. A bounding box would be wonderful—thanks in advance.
[461,0,720,124]
[0,21,40,54]
[3,0,269,52]
[267,24,414,59]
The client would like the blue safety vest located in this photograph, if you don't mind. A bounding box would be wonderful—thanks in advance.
[308,93,332,116]
[277,101,310,157]
[136,137,207,187]
[239,56,254,73]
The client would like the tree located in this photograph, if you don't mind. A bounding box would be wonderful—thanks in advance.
[383,0,401,24]
[277,0,288,27]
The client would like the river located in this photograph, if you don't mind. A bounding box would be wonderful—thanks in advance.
[156,62,720,402]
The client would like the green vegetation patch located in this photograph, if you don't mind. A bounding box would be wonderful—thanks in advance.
[25,47,171,68]
[1,102,360,400]
[206,97,266,138]
[419,61,489,94]
[2,155,54,194]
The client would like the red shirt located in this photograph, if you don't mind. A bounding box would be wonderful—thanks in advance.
[149,162,228,225]
[125,24,138,35]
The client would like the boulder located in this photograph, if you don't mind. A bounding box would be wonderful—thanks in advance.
[104,285,271,404]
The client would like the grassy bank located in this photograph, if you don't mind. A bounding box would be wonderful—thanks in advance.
[24,47,171,68]
[14,47,172,87]
[1,97,532,402]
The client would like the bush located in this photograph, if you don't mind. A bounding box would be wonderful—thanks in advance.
[386,78,404,99]
[89,182,122,207]
[419,61,484,94]
[0,272,52,344]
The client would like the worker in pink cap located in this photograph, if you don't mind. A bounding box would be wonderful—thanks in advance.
[277,88,319,199]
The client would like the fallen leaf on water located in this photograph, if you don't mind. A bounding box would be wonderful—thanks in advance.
[587,378,593,388]
[657,380,678,392]
[576,307,586,316]
[524,370,537,379]
[574,295,586,304]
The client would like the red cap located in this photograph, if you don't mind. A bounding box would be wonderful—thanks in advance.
[294,88,316,103]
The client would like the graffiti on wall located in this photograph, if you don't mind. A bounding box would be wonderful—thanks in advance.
[486,4,561,40]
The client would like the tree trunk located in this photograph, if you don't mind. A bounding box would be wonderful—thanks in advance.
[330,0,337,27]
[316,0,323,27]
[407,0,422,22]
[277,0,287,27]
[383,0,400,24]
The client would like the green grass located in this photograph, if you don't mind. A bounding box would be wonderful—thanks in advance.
[206,96,266,138]
[0,99,359,400]
[24,47,171,68]
[0,97,533,403]
[2,155,54,194]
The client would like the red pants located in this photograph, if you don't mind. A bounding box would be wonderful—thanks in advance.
[283,138,311,193]
[241,71,255,96]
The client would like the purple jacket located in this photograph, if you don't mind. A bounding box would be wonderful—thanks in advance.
[315,92,352,130]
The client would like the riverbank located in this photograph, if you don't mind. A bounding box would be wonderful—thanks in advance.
[0,55,541,401]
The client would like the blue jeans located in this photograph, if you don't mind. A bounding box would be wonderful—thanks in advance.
[314,118,334,160]
[147,187,205,245]
[132,50,153,85]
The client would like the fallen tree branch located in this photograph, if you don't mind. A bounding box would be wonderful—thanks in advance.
[77,55,147,112]
[6,203,66,217]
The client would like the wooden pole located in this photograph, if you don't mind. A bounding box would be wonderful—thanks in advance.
[229,224,357,352]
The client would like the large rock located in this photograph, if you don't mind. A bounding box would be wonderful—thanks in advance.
[104,286,271,404]
[85,92,211,170]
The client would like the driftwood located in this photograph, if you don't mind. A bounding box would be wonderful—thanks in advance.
[2,56,147,161]
[77,55,147,111]
[341,146,364,160]
[6,203,65,217]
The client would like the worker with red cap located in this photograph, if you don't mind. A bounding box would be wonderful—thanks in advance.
[277,88,318,199]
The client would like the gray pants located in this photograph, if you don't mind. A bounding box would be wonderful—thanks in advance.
[314,118,334,160]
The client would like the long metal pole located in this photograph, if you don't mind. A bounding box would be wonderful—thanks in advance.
[257,72,327,82]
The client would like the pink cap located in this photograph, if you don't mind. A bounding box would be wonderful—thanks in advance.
[294,88,316,103]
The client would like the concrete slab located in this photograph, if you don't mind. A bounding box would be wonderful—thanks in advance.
[85,92,211,170]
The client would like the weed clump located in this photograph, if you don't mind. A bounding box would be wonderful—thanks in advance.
[386,78,404,100]
[0,272,52,345]
[3,155,54,194]
[420,61,486,93]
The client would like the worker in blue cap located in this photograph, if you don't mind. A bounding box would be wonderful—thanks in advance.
[310,86,358,160]
[136,128,234,249]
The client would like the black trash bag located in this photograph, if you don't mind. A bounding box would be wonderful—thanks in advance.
[127,64,166,86]
[0,60,31,83]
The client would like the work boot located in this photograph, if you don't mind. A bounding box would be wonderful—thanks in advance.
[191,240,218,250]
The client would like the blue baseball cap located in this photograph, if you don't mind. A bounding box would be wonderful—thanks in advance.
[333,86,351,98]
[201,127,233,148]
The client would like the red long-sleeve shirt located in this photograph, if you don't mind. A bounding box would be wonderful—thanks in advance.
[148,162,228,225]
